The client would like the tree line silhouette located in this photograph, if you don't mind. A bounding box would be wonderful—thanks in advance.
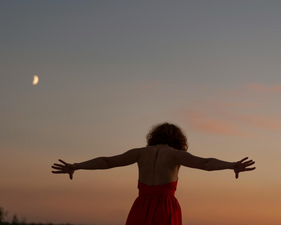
[0,207,71,225]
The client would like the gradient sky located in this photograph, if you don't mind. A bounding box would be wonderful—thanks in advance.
[1,1,281,225]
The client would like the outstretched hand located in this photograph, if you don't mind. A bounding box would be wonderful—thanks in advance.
[233,157,255,179]
[52,159,76,180]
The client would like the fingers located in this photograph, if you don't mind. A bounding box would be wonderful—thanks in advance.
[59,159,67,165]
[245,161,255,167]
[54,163,63,167]
[241,160,255,170]
[244,167,256,171]
[239,158,255,167]
[52,162,66,170]
[240,157,248,163]
[51,166,62,170]
[234,157,255,179]
[52,171,64,174]
[51,160,68,170]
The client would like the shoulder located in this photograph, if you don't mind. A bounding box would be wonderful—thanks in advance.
[126,146,147,157]
[163,147,191,163]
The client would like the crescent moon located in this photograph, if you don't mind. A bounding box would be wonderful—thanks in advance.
[33,75,39,85]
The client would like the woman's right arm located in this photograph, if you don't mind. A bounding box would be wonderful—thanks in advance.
[74,148,142,170]
[51,148,142,180]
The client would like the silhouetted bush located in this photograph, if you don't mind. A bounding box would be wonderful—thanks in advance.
[0,207,9,225]
[0,207,73,225]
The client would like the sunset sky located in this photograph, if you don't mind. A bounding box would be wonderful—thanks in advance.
[1,1,281,225]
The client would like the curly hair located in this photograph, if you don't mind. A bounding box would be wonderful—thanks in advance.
[146,123,188,151]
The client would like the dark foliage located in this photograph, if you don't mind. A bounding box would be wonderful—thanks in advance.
[0,207,72,225]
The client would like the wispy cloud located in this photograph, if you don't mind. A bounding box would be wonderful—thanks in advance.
[181,99,281,137]
[176,82,281,136]
[227,113,281,130]
[246,83,281,94]
[183,110,251,137]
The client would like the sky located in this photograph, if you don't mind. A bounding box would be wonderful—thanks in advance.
[1,0,281,224]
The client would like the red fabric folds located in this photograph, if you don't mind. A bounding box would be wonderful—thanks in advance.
[125,180,182,225]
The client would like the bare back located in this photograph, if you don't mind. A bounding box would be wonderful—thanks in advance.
[137,144,180,185]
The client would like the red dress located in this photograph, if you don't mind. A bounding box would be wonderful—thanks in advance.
[125,180,182,225]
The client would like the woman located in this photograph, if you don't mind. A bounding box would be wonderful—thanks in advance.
[52,123,255,225]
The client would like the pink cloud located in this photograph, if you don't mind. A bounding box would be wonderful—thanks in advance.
[227,113,281,130]
[178,84,281,136]
[201,100,260,109]
[184,110,251,137]
[246,83,281,94]
[182,106,281,137]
